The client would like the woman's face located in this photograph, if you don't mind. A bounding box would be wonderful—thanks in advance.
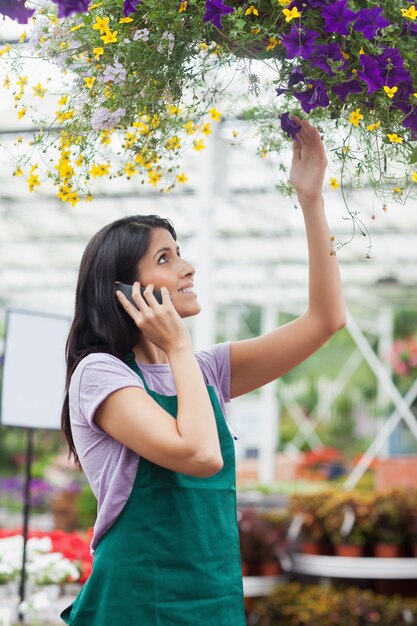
[137,228,200,318]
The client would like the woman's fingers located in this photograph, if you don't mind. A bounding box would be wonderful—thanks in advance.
[115,288,143,322]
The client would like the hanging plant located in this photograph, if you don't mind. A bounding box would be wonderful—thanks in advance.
[1,0,417,230]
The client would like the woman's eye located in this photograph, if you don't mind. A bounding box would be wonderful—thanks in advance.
[158,254,168,264]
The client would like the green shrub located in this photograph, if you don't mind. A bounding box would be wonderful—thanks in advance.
[254,583,417,625]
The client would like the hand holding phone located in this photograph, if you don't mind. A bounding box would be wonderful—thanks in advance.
[115,282,163,308]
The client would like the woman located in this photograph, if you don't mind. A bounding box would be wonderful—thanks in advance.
[61,117,345,625]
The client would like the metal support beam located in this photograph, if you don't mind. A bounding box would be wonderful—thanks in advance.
[344,378,417,490]
[258,302,279,484]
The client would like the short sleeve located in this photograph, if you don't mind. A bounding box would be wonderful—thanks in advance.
[70,353,145,432]
[195,341,231,404]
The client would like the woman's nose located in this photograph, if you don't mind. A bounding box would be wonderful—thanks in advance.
[180,259,195,277]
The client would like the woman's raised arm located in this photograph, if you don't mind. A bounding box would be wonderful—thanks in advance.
[229,117,346,399]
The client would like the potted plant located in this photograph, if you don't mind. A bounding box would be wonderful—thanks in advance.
[289,491,333,555]
[368,488,409,557]
[323,491,372,557]
[237,508,265,576]
[258,510,289,575]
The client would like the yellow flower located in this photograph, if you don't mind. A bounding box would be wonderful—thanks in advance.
[168,104,182,115]
[124,162,138,177]
[27,174,40,192]
[3,74,10,89]
[32,83,47,98]
[393,187,402,194]
[67,191,80,206]
[359,47,365,54]
[209,107,222,122]
[19,31,26,43]
[0,43,11,57]
[119,17,133,23]
[13,168,24,177]
[16,75,28,89]
[200,123,212,136]
[89,163,110,177]
[266,37,279,51]
[183,121,195,134]
[84,77,96,89]
[383,85,398,98]
[178,1,187,12]
[387,133,403,143]
[283,7,302,22]
[123,131,138,149]
[92,16,110,34]
[17,108,27,119]
[401,4,417,19]
[411,171,417,183]
[251,28,260,34]
[349,108,363,126]
[70,23,85,32]
[245,5,259,16]
[165,136,181,150]
[277,0,290,5]
[89,2,103,9]
[329,178,339,189]
[367,121,381,131]
[101,30,118,44]
[58,95,69,107]
[86,193,93,202]
[148,169,161,186]
[232,130,239,138]
[193,139,206,151]
[76,155,84,167]
[93,47,104,59]
[341,51,349,60]
[56,110,75,123]
[177,173,188,184]
[100,130,112,145]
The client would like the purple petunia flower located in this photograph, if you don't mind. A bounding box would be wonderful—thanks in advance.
[281,27,320,60]
[124,0,142,17]
[353,7,390,40]
[288,67,306,86]
[203,0,234,30]
[403,110,417,134]
[0,0,35,23]
[357,55,384,94]
[332,79,363,102]
[322,0,356,36]
[294,80,329,113]
[310,43,345,76]
[280,113,301,141]
[400,21,417,37]
[378,48,412,87]
[52,0,91,18]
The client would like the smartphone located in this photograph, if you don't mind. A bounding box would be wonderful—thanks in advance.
[116,282,163,307]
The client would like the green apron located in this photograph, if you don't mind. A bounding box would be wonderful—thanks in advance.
[61,352,245,625]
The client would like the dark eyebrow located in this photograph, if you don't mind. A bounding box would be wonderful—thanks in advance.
[152,246,180,260]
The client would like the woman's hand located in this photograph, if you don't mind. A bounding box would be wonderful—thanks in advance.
[289,116,328,205]
[116,282,192,356]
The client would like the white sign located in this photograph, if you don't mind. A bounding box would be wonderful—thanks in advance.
[1,309,71,429]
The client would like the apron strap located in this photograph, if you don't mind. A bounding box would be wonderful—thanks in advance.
[122,351,151,392]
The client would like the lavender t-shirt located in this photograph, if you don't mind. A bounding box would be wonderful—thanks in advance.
[69,342,233,553]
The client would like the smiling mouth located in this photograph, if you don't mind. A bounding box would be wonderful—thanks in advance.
[178,287,196,295]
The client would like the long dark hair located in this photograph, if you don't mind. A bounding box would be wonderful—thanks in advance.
[62,214,177,462]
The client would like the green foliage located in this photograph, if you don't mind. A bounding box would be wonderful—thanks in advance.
[255,582,417,625]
